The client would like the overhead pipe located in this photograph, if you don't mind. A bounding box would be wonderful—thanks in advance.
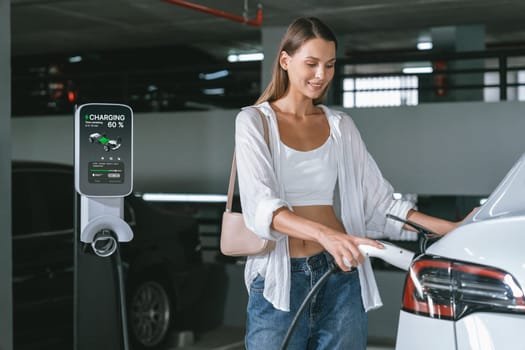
[162,0,263,27]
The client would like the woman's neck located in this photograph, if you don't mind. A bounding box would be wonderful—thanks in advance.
[272,95,317,117]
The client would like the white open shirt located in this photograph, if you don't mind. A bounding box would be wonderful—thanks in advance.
[235,102,416,312]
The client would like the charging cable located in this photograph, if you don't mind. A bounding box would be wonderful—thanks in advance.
[279,263,340,350]
[112,233,130,350]
[90,229,130,350]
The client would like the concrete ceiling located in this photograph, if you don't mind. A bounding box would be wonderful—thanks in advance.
[11,0,525,59]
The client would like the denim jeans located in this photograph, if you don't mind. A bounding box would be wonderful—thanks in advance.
[245,251,367,350]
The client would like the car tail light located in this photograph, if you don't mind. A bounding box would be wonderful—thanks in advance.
[402,255,525,320]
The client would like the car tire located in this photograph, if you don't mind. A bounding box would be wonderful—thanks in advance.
[127,274,175,350]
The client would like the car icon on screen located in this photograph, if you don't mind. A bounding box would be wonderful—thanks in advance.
[89,132,121,151]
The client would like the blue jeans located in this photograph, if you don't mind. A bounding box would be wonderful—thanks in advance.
[246,251,367,350]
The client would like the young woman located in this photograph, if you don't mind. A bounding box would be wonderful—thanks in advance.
[235,17,461,349]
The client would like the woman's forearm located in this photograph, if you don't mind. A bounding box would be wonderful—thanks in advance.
[271,207,326,242]
[405,209,458,235]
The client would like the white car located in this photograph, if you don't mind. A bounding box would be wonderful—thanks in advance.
[395,153,525,349]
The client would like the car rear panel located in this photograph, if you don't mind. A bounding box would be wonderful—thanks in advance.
[395,311,457,350]
[456,313,525,349]
[396,311,525,350]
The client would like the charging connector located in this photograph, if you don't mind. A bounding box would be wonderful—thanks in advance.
[356,242,415,271]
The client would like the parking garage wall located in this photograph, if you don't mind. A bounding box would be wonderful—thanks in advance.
[12,101,525,197]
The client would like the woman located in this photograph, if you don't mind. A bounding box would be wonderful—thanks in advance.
[235,17,461,349]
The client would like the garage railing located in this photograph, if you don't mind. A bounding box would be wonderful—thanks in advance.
[330,47,525,107]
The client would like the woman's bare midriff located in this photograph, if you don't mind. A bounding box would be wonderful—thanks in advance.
[289,205,345,257]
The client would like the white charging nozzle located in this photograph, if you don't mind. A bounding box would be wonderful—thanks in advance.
[356,241,415,271]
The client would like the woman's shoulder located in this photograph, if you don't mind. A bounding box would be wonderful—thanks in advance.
[317,104,355,124]
[235,106,260,129]
[237,102,269,118]
[236,102,274,127]
[236,103,272,135]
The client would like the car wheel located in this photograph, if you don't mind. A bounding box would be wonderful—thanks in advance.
[128,278,174,349]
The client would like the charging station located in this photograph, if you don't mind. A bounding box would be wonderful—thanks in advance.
[74,103,133,350]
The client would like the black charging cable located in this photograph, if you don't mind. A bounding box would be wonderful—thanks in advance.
[91,229,130,350]
[279,263,340,350]
[111,232,131,350]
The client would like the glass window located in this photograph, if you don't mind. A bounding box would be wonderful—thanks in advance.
[342,76,418,108]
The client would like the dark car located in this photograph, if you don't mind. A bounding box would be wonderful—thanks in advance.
[11,160,211,350]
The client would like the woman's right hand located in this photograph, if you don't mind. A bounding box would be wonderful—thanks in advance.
[318,229,383,271]
[271,207,383,271]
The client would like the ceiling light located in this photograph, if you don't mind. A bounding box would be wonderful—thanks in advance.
[417,41,433,51]
[68,55,82,63]
[227,52,264,62]
[402,66,433,74]
[202,88,225,95]
[199,69,229,80]
[141,193,227,203]
[417,31,433,51]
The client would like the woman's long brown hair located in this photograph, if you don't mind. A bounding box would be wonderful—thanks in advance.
[255,17,338,105]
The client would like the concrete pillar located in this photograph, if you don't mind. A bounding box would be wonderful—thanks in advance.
[431,26,457,52]
[420,25,485,102]
[453,25,486,52]
[453,25,486,101]
[0,0,13,349]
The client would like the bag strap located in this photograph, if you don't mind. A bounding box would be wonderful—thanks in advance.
[226,107,269,212]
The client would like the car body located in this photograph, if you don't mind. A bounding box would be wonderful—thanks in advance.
[395,153,525,349]
[12,160,210,350]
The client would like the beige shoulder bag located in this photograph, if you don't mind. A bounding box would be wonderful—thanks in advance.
[220,107,276,256]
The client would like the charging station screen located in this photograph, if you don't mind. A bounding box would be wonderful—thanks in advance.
[75,103,133,197]
[88,161,124,184]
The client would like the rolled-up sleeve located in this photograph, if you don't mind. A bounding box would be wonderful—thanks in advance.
[235,108,289,241]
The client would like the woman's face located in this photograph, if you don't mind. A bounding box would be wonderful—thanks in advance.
[280,38,336,101]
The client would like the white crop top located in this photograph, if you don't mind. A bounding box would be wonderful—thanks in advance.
[280,136,337,206]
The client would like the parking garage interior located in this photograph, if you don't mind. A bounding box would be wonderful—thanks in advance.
[2,1,525,349]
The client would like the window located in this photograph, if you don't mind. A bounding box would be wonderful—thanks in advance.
[483,69,525,102]
[343,76,418,108]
